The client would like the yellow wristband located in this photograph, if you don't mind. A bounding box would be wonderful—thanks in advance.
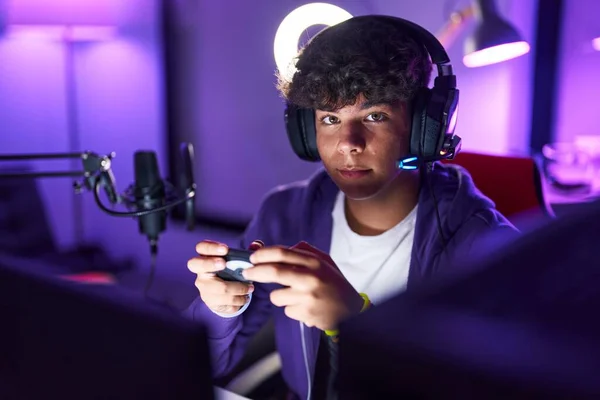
[325,293,372,337]
[359,292,372,312]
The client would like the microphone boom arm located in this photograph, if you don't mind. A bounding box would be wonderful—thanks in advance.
[0,147,196,228]
[0,151,117,199]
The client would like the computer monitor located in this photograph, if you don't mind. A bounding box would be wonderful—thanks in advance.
[338,200,600,399]
[0,253,214,400]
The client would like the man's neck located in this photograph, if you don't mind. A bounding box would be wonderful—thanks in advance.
[344,172,420,236]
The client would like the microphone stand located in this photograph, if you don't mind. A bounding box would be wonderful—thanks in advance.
[0,151,115,185]
[0,151,119,202]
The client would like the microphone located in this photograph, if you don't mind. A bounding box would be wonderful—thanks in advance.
[178,143,196,231]
[133,151,167,255]
[90,143,197,257]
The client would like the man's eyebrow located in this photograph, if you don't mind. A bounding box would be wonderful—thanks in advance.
[316,101,394,113]
[360,101,393,110]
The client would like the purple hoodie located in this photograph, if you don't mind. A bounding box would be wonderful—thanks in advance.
[185,164,518,399]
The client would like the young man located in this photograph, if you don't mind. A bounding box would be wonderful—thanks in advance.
[186,15,518,399]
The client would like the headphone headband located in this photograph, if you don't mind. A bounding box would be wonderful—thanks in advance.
[346,15,454,79]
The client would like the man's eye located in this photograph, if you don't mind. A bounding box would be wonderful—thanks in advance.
[365,113,386,122]
[321,116,340,125]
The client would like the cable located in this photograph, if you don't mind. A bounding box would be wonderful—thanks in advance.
[418,96,447,249]
[92,178,192,218]
[425,162,448,248]
[143,243,158,298]
[326,335,339,400]
[142,249,179,313]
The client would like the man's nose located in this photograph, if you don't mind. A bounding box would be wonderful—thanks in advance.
[337,123,366,155]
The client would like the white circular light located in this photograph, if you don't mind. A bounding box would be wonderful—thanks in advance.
[274,3,352,81]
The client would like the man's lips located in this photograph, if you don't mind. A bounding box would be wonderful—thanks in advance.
[337,167,372,179]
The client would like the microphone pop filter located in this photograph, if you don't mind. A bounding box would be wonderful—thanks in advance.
[178,143,196,231]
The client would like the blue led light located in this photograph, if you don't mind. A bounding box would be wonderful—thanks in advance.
[397,157,418,170]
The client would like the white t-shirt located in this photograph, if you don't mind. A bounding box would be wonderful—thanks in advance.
[329,191,417,305]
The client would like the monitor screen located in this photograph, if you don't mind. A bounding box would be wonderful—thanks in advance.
[0,254,214,400]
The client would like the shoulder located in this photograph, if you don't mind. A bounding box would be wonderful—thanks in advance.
[427,162,516,235]
[416,163,519,260]
[412,163,519,281]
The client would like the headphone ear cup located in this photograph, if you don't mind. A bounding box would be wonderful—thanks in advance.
[410,88,431,158]
[299,108,320,161]
[284,104,320,162]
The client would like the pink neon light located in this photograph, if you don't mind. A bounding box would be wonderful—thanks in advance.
[7,0,118,27]
[5,0,118,41]
[463,41,530,68]
[593,37,600,51]
[6,25,116,41]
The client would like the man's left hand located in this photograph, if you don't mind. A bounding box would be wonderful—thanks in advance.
[243,241,363,331]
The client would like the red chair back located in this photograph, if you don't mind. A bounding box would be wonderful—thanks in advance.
[443,152,549,220]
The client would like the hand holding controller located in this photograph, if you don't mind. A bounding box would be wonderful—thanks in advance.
[216,249,255,283]
[187,240,263,315]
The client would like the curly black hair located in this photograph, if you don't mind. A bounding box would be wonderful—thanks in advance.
[277,15,433,111]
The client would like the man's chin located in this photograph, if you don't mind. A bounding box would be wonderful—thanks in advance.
[325,167,391,200]
[335,181,383,201]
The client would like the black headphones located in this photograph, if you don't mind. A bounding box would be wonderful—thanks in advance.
[283,15,462,170]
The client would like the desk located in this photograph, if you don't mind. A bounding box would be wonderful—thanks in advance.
[214,386,250,400]
[542,178,599,217]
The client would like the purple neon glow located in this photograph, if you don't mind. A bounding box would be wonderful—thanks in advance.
[593,37,600,51]
[7,0,118,26]
[6,25,116,41]
[463,41,530,68]
[5,0,118,41]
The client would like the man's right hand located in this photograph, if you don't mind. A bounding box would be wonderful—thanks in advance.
[187,240,261,315]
